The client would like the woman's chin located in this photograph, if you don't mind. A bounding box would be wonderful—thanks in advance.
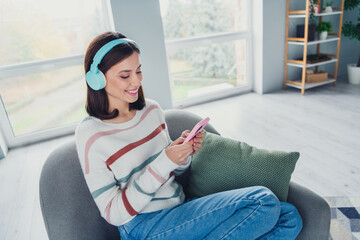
[128,95,139,103]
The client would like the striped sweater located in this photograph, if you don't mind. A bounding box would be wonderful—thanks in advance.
[75,99,190,226]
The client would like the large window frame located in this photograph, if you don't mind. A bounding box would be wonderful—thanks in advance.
[0,0,114,148]
[0,55,84,147]
[162,0,253,108]
[0,0,254,149]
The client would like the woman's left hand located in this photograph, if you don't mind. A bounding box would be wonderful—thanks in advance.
[181,131,205,155]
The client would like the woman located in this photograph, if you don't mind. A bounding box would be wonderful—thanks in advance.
[75,31,302,239]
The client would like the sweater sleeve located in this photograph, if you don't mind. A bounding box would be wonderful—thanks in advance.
[173,156,192,176]
[75,128,179,226]
[156,103,192,176]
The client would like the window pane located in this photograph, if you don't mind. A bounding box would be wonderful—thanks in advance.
[0,65,87,136]
[160,0,248,39]
[0,0,110,65]
[167,40,247,101]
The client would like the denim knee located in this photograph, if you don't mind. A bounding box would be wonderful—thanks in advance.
[246,186,281,225]
[286,204,303,236]
[294,211,303,236]
[247,186,280,207]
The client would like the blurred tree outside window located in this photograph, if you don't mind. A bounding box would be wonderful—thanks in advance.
[0,0,111,137]
[159,0,250,102]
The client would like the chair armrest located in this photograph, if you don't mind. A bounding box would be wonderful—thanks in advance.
[287,181,330,240]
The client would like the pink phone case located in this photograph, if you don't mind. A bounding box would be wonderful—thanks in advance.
[184,117,210,143]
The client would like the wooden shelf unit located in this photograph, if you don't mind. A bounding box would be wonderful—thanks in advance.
[284,0,345,95]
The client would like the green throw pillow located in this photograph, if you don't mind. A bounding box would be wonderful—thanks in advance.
[185,132,299,202]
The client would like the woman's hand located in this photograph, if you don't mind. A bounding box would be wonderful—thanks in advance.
[165,130,206,165]
[191,131,205,155]
[180,130,205,155]
[165,131,194,165]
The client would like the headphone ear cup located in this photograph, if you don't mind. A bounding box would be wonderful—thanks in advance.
[86,70,106,90]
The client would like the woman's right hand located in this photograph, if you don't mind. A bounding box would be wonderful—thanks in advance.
[165,132,194,165]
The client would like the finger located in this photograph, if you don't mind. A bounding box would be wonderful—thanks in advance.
[181,130,190,138]
[184,140,195,149]
[194,142,201,150]
[195,142,202,148]
[195,134,205,141]
[175,140,193,151]
[194,137,204,144]
[193,143,202,152]
[196,131,206,137]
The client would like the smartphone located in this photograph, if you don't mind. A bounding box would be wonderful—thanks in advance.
[183,117,210,143]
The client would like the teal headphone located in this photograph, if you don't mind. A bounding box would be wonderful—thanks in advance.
[85,38,140,90]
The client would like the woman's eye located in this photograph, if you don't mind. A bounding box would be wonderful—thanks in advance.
[121,76,129,79]
[136,71,142,74]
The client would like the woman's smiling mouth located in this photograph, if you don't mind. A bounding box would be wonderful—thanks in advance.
[125,89,139,96]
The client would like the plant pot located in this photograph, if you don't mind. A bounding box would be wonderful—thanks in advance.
[319,31,328,40]
[325,6,333,13]
[347,64,360,85]
[296,24,316,41]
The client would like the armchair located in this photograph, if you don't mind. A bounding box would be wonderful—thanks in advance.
[39,109,330,239]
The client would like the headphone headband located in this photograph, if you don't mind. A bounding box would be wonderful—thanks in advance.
[86,38,140,90]
[89,38,140,73]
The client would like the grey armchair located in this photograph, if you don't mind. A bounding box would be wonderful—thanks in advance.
[40,109,330,240]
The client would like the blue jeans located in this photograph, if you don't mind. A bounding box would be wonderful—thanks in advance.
[118,186,302,240]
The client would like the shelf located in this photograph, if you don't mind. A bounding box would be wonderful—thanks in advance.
[287,58,338,68]
[289,10,342,18]
[285,0,343,95]
[286,78,336,90]
[288,36,340,45]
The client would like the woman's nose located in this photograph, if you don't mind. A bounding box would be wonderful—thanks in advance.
[131,73,142,86]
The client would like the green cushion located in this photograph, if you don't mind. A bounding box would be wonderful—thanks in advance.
[185,132,299,202]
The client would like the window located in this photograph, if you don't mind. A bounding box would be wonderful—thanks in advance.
[159,0,252,107]
[0,0,113,147]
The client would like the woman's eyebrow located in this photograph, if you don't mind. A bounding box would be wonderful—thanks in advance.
[118,64,142,74]
[118,70,131,73]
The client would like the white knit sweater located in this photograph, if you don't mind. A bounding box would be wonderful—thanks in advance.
[75,99,190,226]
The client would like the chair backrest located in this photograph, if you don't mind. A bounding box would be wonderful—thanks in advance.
[39,140,120,240]
[39,109,219,240]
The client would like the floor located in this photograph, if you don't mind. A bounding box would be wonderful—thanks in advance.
[0,81,359,239]
[186,82,360,197]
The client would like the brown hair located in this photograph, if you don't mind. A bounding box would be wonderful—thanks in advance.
[84,32,145,120]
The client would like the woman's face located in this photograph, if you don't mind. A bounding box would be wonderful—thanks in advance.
[104,52,142,111]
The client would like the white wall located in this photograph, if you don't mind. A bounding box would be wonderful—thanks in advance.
[0,131,7,159]
[110,0,173,109]
[253,0,287,94]
[338,6,360,81]
[252,0,264,94]
[0,96,8,157]
[262,0,287,93]
[254,0,358,94]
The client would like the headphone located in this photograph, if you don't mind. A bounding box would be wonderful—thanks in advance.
[85,38,140,91]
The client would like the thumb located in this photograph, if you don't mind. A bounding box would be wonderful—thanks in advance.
[171,137,185,146]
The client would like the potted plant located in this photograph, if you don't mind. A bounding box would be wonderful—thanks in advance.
[309,0,320,15]
[296,0,318,41]
[316,21,332,40]
[325,1,333,13]
[342,0,360,84]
